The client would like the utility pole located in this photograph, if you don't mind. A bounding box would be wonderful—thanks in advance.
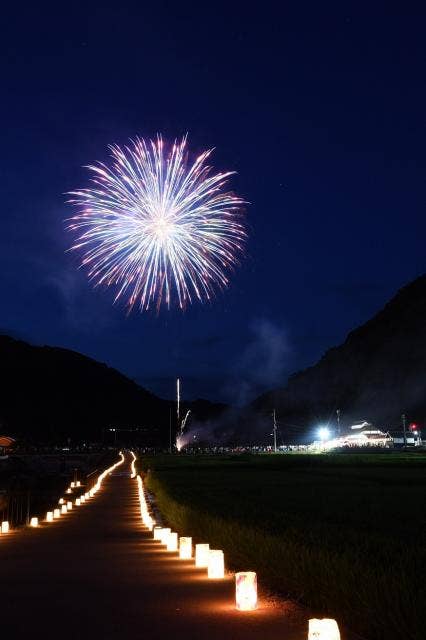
[402,413,407,448]
[272,409,277,453]
[336,409,341,437]
[176,378,180,427]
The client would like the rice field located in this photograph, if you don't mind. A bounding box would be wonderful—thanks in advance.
[139,452,426,640]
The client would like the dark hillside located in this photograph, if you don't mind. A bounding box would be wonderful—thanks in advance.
[252,275,426,436]
[0,336,225,444]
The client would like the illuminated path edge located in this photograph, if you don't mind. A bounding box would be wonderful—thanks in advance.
[0,452,310,640]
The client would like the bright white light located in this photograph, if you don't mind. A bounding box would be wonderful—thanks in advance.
[318,427,330,441]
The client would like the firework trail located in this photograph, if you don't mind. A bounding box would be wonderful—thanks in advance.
[180,410,191,436]
[176,410,191,451]
[66,135,246,311]
[177,377,180,424]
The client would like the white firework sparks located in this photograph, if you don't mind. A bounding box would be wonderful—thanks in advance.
[66,135,247,311]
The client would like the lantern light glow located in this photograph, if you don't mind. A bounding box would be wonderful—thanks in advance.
[235,572,257,611]
[195,543,210,568]
[130,451,137,478]
[160,528,171,544]
[167,532,178,552]
[208,549,225,579]
[308,619,341,640]
[179,537,192,560]
[153,526,163,540]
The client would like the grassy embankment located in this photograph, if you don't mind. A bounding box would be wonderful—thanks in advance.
[139,453,426,640]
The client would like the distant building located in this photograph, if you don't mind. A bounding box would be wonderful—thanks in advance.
[342,429,392,447]
[0,435,15,457]
[389,431,422,447]
[313,421,392,449]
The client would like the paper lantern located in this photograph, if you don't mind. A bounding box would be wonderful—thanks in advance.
[30,517,39,527]
[167,532,178,552]
[54,508,60,518]
[85,492,89,500]
[195,543,210,568]
[75,498,81,506]
[70,482,75,488]
[46,511,53,522]
[80,495,85,504]
[208,550,224,578]
[59,498,64,505]
[66,488,72,494]
[61,505,67,514]
[179,537,192,559]
[235,572,257,611]
[1,521,9,533]
[153,526,163,540]
[67,501,73,510]
[76,481,81,487]
[160,527,171,544]
[308,619,340,640]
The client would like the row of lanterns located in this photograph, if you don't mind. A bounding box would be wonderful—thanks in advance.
[136,469,256,610]
[0,452,125,536]
[134,454,341,639]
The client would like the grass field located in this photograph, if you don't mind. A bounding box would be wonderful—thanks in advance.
[138,453,426,640]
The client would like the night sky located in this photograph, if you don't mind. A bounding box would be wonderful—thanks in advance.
[1,4,425,403]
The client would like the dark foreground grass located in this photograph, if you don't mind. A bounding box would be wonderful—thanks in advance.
[139,453,426,640]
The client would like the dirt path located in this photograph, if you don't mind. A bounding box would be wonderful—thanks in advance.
[0,454,308,639]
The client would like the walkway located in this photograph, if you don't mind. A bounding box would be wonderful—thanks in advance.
[0,454,306,639]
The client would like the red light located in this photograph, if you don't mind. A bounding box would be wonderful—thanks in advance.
[409,423,418,431]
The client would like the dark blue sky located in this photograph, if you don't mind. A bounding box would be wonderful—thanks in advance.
[1,3,425,403]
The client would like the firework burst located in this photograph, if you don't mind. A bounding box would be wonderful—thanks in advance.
[66,135,246,311]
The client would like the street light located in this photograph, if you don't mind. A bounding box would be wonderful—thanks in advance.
[318,427,330,441]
